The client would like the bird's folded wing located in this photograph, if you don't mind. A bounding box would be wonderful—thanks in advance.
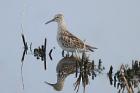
[62,30,84,49]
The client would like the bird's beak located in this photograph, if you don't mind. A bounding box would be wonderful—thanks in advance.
[44,81,54,86]
[45,18,55,24]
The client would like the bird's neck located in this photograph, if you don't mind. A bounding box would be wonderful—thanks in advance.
[56,73,67,85]
[57,19,67,32]
[55,80,65,90]
[53,74,67,91]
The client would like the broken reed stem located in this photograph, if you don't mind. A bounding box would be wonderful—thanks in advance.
[21,61,24,90]
[120,65,133,93]
[74,73,82,93]
[75,60,78,78]
[49,49,53,60]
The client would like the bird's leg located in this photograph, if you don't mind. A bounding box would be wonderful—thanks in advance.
[66,51,69,57]
[70,52,74,57]
[75,49,81,61]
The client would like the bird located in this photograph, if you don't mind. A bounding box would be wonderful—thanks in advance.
[45,13,97,54]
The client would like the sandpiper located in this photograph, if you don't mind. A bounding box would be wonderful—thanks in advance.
[45,14,97,53]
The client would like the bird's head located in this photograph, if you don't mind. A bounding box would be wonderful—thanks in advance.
[44,81,64,91]
[45,14,64,24]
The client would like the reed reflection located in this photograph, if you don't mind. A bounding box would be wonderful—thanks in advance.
[108,60,140,93]
[21,33,48,90]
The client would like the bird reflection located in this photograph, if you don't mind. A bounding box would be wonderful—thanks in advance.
[45,56,79,91]
[45,56,93,91]
[45,55,104,93]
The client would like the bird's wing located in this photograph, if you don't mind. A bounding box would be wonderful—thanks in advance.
[61,30,84,49]
[61,30,97,52]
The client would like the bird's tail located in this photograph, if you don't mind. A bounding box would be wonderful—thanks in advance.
[86,45,97,52]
